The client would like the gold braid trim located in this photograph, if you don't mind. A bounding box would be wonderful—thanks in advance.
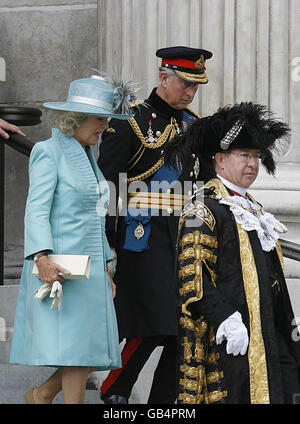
[178,390,227,405]
[126,115,181,182]
[186,107,201,120]
[206,370,224,384]
[206,352,220,365]
[194,338,205,362]
[204,177,230,199]
[178,392,203,404]
[127,145,145,171]
[179,281,196,296]
[178,247,217,264]
[179,200,216,233]
[180,364,205,379]
[128,117,177,149]
[182,336,193,363]
[179,377,201,392]
[205,390,228,404]
[180,316,208,339]
[180,232,218,249]
[178,260,216,287]
[178,229,217,316]
[237,224,270,404]
[126,158,165,183]
[276,240,284,273]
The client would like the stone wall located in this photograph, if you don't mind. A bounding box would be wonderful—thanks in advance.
[0,0,99,280]
[97,0,300,315]
[98,0,300,233]
[2,0,300,280]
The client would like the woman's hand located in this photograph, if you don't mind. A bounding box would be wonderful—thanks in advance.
[106,269,116,299]
[36,256,71,285]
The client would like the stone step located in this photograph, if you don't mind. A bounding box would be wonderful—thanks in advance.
[0,364,102,404]
[1,272,300,405]
[0,341,10,364]
[0,350,162,404]
[3,279,20,286]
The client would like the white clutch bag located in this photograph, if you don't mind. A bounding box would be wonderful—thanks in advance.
[33,255,91,311]
[32,254,91,280]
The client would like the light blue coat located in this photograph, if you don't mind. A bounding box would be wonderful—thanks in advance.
[9,128,121,370]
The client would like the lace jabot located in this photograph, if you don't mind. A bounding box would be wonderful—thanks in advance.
[219,195,286,252]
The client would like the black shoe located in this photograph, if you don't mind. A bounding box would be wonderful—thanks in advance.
[101,393,128,404]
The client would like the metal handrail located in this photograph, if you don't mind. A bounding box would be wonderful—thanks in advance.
[1,117,300,286]
[0,106,41,285]
[2,133,34,156]
[279,239,300,262]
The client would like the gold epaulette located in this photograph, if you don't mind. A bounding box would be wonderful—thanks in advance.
[177,198,216,237]
[130,100,144,108]
[203,178,230,199]
[186,107,201,120]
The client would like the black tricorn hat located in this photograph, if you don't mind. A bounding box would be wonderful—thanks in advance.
[156,46,213,84]
[164,102,290,175]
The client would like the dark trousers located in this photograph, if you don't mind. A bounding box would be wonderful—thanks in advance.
[100,335,177,404]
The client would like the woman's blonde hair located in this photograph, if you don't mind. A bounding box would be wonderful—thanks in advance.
[54,111,87,137]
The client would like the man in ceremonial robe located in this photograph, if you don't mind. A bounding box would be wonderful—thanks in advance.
[165,102,300,404]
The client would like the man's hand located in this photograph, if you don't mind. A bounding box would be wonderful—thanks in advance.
[216,311,249,356]
[106,269,116,299]
[0,118,26,139]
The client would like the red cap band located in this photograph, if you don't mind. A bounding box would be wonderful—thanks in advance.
[161,58,205,70]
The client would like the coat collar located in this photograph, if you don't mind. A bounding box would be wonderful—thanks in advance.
[147,88,183,122]
[51,128,101,183]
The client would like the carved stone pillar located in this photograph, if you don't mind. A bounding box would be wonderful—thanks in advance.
[97,0,300,311]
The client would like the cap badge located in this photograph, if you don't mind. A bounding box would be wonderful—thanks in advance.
[195,55,205,70]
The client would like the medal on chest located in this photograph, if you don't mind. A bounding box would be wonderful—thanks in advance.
[134,222,145,239]
[145,119,157,144]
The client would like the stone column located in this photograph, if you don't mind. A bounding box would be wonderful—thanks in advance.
[1,0,99,281]
[97,0,300,317]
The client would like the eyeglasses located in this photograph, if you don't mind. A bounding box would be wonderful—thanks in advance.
[228,151,265,162]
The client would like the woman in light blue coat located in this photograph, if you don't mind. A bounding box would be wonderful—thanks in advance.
[9,74,136,404]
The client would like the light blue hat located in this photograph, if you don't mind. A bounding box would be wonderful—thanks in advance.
[43,75,135,120]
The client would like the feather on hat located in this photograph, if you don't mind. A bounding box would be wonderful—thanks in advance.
[164,102,290,175]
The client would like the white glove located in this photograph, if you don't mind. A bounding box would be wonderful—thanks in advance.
[107,248,117,278]
[274,219,287,234]
[34,283,52,301]
[50,281,63,312]
[216,311,249,356]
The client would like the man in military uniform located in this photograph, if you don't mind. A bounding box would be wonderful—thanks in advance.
[97,46,213,404]
[168,102,300,403]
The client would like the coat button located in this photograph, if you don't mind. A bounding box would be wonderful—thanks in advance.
[152,113,157,119]
[167,207,173,214]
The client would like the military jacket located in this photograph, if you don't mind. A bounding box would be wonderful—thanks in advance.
[98,88,200,338]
